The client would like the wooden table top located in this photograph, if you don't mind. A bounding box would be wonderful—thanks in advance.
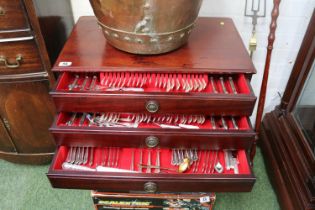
[53,16,255,74]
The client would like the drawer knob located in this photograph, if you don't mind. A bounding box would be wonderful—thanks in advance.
[0,55,23,68]
[144,182,157,193]
[145,136,159,148]
[0,7,5,16]
[146,100,159,113]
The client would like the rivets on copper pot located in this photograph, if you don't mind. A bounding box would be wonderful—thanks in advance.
[143,3,150,9]
[124,36,131,41]
[142,27,150,33]
[167,36,173,41]
[135,38,144,44]
[150,38,158,43]
[112,33,119,38]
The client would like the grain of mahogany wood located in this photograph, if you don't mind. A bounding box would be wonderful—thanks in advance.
[0,0,71,164]
[53,17,256,74]
[0,0,29,30]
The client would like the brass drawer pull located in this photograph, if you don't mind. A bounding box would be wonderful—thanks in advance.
[145,136,159,148]
[146,100,159,113]
[0,55,23,68]
[144,182,157,193]
[0,7,5,16]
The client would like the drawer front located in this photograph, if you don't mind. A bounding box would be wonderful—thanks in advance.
[48,146,256,192]
[51,72,256,115]
[0,38,43,75]
[51,112,255,150]
[52,94,255,115]
[50,113,255,149]
[0,0,29,31]
[52,131,254,150]
[48,174,255,192]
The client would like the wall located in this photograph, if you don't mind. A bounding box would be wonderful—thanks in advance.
[299,61,315,106]
[70,0,315,123]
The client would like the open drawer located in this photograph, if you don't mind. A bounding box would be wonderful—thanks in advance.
[50,72,256,115]
[50,112,256,150]
[47,146,256,192]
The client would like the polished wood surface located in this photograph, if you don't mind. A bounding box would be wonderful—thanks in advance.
[0,79,55,153]
[255,0,282,131]
[51,71,256,115]
[0,0,72,164]
[0,0,29,31]
[0,39,43,75]
[48,171,256,192]
[89,0,202,54]
[48,147,255,192]
[252,0,281,161]
[50,127,255,150]
[260,9,315,210]
[0,150,54,164]
[51,92,256,116]
[53,17,256,74]
[23,0,54,85]
[0,117,15,152]
[260,113,297,210]
[261,112,315,210]
[250,0,281,162]
[47,17,257,192]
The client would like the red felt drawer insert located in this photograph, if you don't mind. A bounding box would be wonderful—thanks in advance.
[56,112,252,131]
[55,72,251,94]
[52,146,251,175]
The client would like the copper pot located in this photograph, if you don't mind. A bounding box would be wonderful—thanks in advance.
[89,0,203,54]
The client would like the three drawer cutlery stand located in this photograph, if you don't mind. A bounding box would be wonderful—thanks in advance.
[47,17,257,193]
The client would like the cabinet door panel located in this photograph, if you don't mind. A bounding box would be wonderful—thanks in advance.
[0,79,55,153]
[0,117,15,152]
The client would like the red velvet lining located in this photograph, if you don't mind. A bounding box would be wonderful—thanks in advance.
[55,72,251,94]
[56,112,251,130]
[53,146,250,175]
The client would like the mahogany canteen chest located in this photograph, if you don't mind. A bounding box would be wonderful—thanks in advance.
[47,17,257,193]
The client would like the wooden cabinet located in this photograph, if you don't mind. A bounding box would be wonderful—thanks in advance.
[0,38,43,75]
[0,0,73,164]
[0,0,29,31]
[47,17,257,192]
[0,79,55,153]
[0,117,15,152]
[260,11,315,210]
[51,72,256,115]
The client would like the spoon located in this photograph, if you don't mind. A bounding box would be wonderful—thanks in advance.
[178,158,190,173]
[139,158,190,173]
